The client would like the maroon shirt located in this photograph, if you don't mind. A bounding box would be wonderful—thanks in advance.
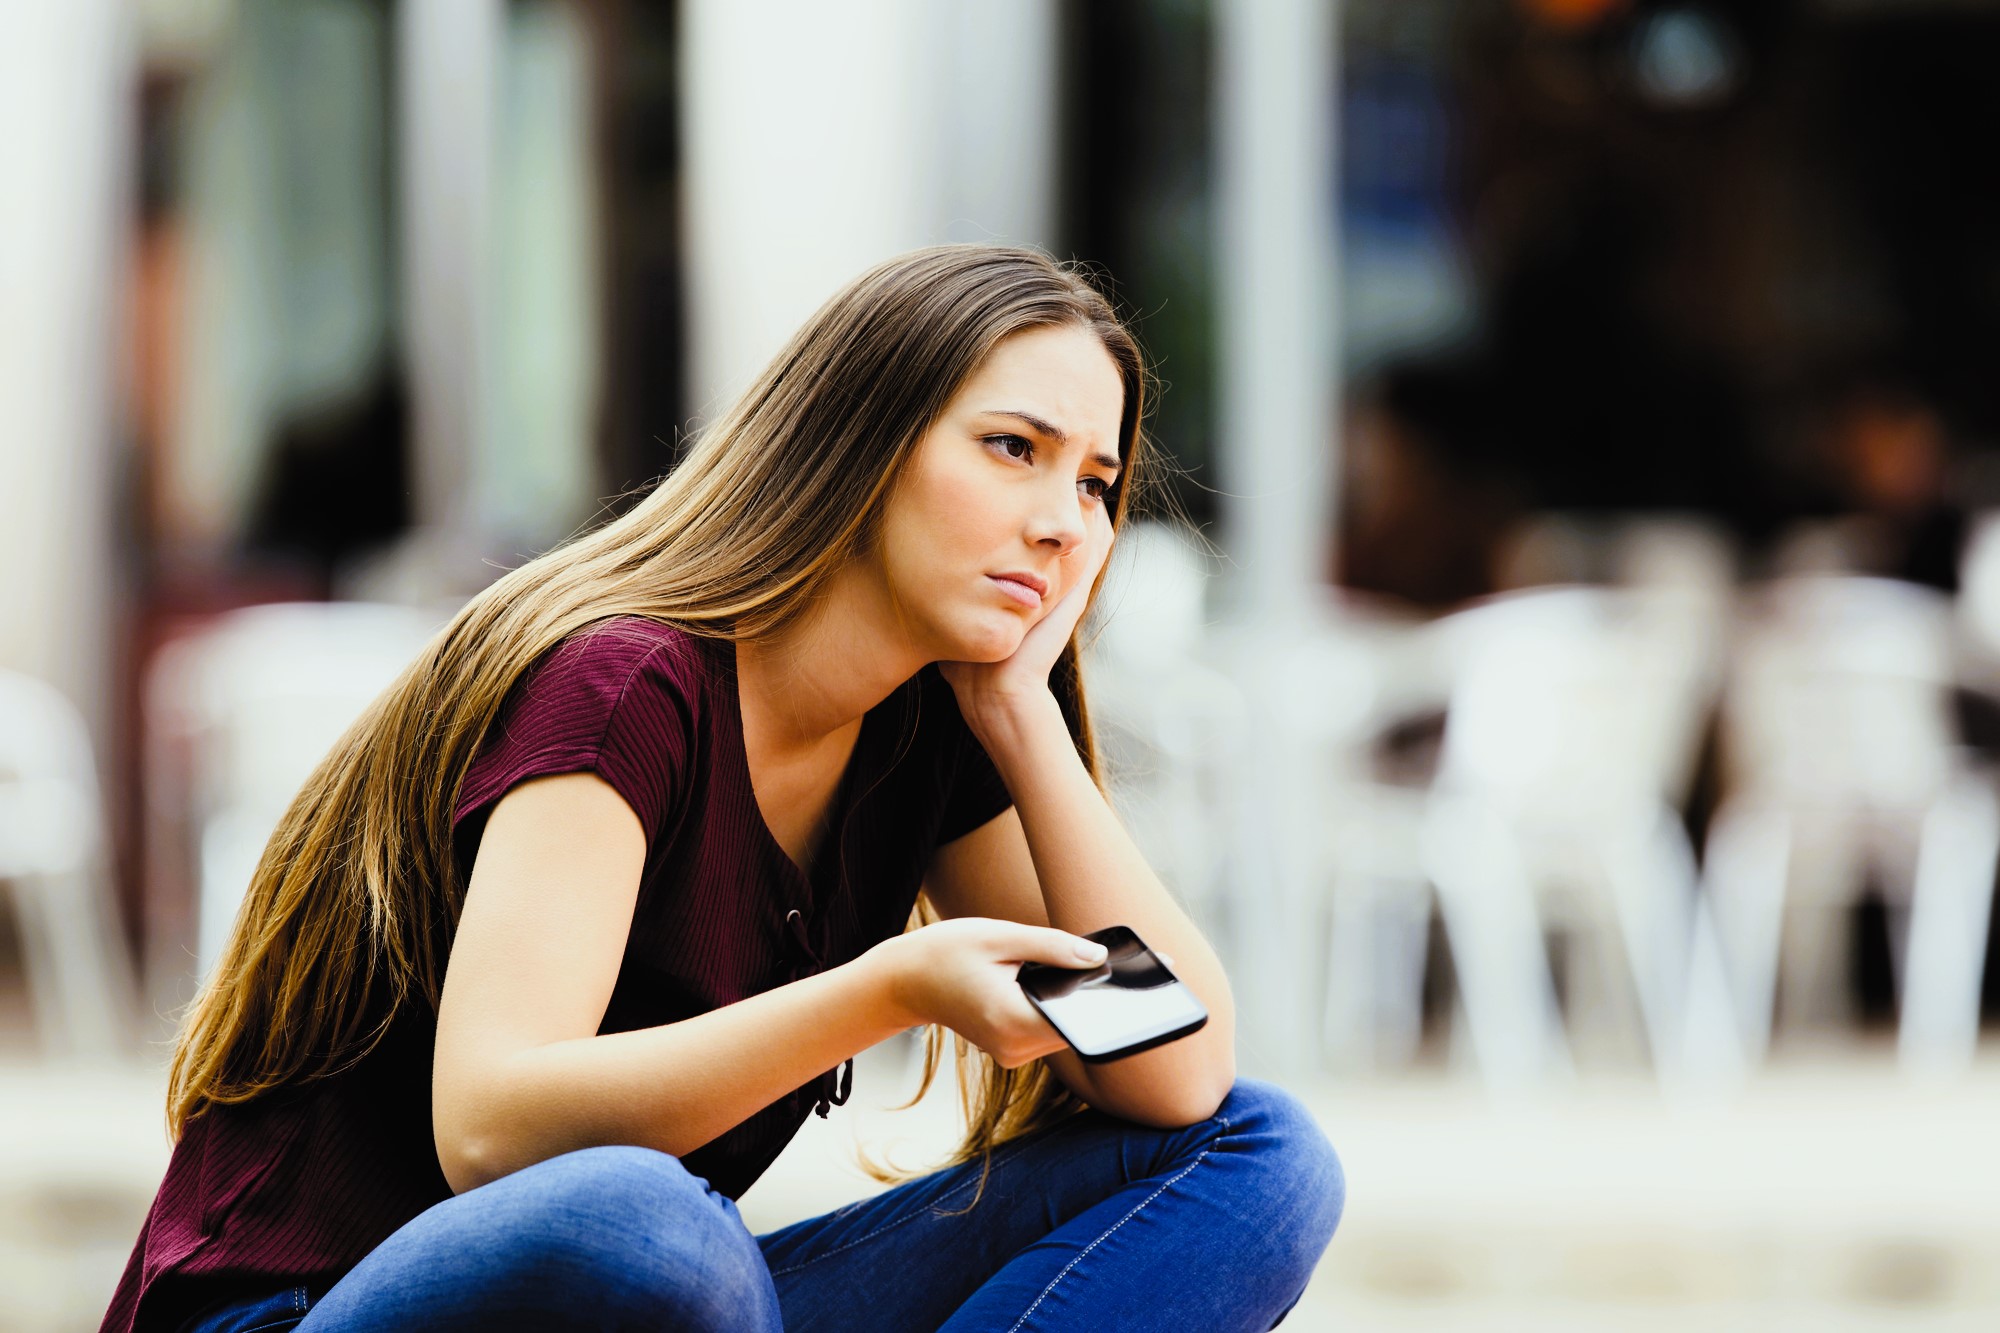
[103,617,1013,1332]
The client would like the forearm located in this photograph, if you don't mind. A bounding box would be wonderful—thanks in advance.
[439,948,912,1192]
[975,695,1237,1122]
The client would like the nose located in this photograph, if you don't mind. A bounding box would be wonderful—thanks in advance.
[1024,479,1088,555]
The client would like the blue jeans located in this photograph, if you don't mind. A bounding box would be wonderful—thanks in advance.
[178,1078,1342,1333]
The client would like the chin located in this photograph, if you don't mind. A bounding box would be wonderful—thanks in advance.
[947,611,1030,663]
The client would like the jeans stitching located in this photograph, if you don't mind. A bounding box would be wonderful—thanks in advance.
[190,1284,307,1333]
[1003,1111,1231,1333]
[767,1138,1039,1278]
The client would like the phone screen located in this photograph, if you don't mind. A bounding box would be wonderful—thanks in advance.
[1018,926,1208,1061]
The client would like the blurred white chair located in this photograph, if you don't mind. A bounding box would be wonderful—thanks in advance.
[1418,584,1733,1088]
[0,669,136,1057]
[146,602,442,984]
[1206,603,1394,1077]
[1955,509,2000,680]
[1086,522,1429,1078]
[1707,575,1996,1077]
[1306,596,1443,1073]
[1607,514,1739,600]
[1168,575,1443,1076]
[1086,521,1247,937]
[1313,514,1738,1078]
[1498,511,1738,601]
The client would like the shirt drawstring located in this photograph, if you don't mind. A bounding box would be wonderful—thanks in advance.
[785,908,854,1118]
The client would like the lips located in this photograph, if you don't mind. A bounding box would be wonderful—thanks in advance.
[987,573,1047,609]
[992,570,1049,598]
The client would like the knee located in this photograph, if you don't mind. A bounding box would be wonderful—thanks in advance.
[520,1142,706,1222]
[474,1146,774,1330]
[1215,1079,1345,1268]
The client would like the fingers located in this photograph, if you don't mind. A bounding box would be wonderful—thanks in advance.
[992,922,1108,969]
[996,1034,1072,1070]
[989,999,1072,1066]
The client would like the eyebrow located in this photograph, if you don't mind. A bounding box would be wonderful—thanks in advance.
[986,409,1122,474]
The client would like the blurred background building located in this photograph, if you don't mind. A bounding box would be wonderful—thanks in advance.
[4,0,2000,1328]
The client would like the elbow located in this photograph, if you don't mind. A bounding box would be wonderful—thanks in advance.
[1127,1088,1228,1131]
[1126,1058,1237,1130]
[1178,1041,1239,1124]
[1153,1030,1237,1126]
[436,1124,501,1196]
[1171,1067,1238,1127]
[434,1091,520,1195]
[434,1054,535,1194]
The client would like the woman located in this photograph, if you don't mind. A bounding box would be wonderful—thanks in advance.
[105,245,1344,1332]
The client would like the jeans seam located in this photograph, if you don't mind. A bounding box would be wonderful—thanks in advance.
[1003,1111,1231,1333]
[767,1138,1039,1278]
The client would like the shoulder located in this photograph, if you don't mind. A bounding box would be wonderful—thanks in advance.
[496,615,720,762]
[494,616,718,751]
[524,616,710,709]
[455,618,715,836]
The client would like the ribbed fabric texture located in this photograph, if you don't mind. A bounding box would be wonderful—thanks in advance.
[102,617,1014,1332]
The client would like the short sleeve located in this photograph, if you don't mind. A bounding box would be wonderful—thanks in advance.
[934,703,1015,846]
[452,620,698,860]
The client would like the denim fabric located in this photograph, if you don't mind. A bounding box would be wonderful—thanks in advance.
[181,1078,1342,1333]
[176,1284,310,1333]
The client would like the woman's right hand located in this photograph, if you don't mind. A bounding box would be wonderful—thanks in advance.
[869,917,1107,1068]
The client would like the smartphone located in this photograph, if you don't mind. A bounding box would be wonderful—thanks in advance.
[1017,925,1208,1063]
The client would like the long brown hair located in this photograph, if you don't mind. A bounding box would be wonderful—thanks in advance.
[168,244,1156,1177]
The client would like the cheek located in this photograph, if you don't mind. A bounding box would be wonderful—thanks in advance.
[924,460,1001,529]
[881,469,981,595]
[904,458,1011,559]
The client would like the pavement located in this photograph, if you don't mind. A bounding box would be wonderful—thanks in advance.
[3,1030,1997,1332]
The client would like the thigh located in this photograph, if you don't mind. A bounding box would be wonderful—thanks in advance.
[754,1125,1128,1333]
[756,1078,1341,1332]
[296,1145,781,1333]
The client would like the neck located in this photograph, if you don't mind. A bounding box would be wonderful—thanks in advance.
[734,562,930,752]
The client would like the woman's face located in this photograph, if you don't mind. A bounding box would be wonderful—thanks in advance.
[874,323,1126,662]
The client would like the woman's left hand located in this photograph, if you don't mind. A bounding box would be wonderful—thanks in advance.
[940,519,1115,734]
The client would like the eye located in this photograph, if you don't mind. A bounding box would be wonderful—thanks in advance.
[1080,476,1113,502]
[984,433,1034,463]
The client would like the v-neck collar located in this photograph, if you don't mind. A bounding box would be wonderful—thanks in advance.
[716,636,891,895]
